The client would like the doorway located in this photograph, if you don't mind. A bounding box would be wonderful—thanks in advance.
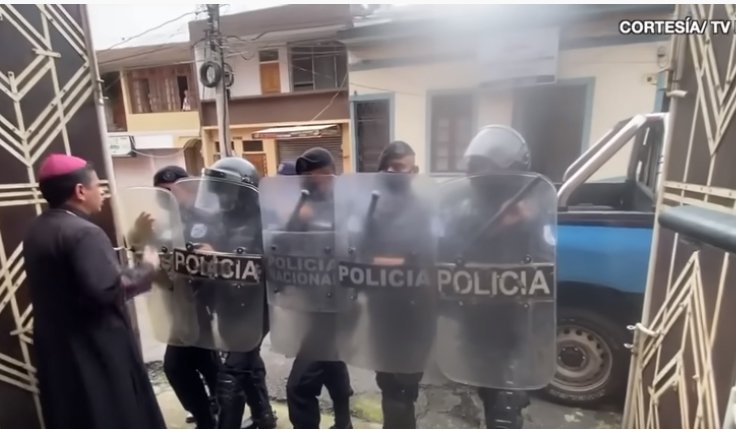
[183,139,205,176]
[512,80,591,182]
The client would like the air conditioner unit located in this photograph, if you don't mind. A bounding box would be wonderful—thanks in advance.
[477,27,560,89]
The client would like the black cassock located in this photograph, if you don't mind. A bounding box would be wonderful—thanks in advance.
[23,207,166,429]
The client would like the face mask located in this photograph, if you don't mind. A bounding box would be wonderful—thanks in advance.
[218,193,237,212]
[383,172,412,193]
[469,175,521,210]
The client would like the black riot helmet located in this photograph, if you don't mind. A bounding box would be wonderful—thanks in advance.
[202,157,260,213]
[463,125,531,175]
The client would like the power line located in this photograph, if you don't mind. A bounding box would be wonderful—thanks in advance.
[101,10,198,51]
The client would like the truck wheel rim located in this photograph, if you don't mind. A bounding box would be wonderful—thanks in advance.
[552,323,613,394]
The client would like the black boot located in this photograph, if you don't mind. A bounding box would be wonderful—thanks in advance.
[243,373,277,429]
[480,389,528,429]
[331,396,353,429]
[381,397,416,429]
[217,373,247,429]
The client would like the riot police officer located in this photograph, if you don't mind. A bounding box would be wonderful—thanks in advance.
[370,141,425,429]
[191,157,277,429]
[129,166,219,429]
[372,131,545,429]
[285,147,354,429]
[442,125,546,429]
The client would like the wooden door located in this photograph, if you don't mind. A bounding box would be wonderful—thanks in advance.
[623,5,736,428]
[0,5,117,428]
[260,63,281,95]
[244,153,268,177]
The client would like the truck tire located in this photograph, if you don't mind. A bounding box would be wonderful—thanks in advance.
[541,307,630,407]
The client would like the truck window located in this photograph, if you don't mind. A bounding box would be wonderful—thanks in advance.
[633,126,664,193]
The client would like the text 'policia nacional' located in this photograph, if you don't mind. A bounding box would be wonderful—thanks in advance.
[268,255,554,299]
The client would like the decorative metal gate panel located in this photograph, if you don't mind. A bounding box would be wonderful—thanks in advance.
[623,4,736,428]
[0,5,116,428]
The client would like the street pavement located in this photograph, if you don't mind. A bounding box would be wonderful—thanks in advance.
[137,298,622,428]
[148,337,622,429]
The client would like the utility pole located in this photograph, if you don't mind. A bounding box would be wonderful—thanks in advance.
[204,4,232,157]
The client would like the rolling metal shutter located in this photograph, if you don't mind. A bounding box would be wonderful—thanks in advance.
[276,137,344,173]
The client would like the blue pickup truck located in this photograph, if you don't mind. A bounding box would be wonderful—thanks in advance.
[542,114,666,406]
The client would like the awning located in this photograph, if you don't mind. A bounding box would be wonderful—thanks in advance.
[252,124,340,140]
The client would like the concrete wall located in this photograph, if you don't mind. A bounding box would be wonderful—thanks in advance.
[111,150,187,189]
[348,40,665,179]
[194,44,292,100]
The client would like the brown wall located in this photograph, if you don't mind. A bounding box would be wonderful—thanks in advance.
[200,90,349,127]
[0,5,115,428]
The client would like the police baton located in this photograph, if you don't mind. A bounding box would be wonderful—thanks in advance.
[285,189,311,231]
[456,175,543,262]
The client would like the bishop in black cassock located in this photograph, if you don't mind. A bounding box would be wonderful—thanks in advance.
[23,153,166,429]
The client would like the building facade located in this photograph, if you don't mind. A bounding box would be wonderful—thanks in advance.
[96,41,204,189]
[340,5,674,180]
[189,5,363,175]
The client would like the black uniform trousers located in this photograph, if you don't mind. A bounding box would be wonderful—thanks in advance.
[163,345,219,429]
[287,358,353,429]
[217,343,276,429]
[376,372,529,429]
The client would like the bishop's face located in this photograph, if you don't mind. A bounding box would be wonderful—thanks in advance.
[77,170,105,214]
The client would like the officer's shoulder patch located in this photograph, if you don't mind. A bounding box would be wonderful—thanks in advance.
[191,223,208,239]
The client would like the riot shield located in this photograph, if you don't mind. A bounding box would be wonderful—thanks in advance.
[434,172,557,390]
[168,177,266,353]
[260,175,349,360]
[118,186,200,346]
[333,173,439,374]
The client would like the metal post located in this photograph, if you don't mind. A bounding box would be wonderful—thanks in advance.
[206,4,232,158]
[80,5,143,360]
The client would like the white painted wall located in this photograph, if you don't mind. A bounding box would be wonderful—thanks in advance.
[194,44,292,100]
[349,41,665,180]
[111,150,187,189]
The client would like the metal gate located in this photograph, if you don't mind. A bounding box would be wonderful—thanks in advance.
[0,5,116,428]
[623,4,736,428]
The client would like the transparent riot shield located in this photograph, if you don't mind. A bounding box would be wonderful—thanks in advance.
[434,172,557,390]
[333,173,440,374]
[167,177,266,352]
[118,186,200,347]
[260,175,349,360]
